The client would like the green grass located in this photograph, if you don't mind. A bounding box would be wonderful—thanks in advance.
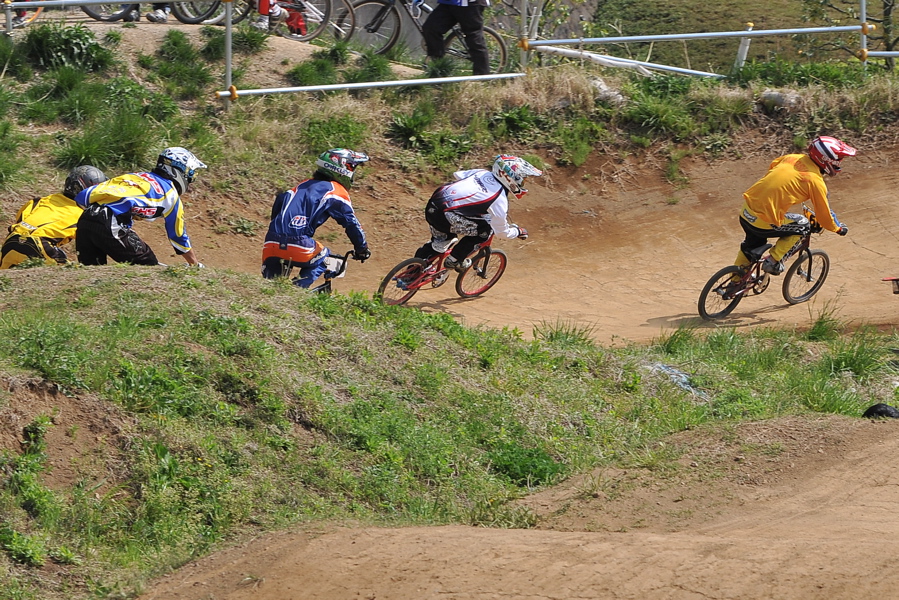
[1,267,897,598]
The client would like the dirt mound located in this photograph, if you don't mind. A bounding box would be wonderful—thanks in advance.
[138,416,899,600]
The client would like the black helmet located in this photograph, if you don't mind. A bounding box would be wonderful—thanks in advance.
[63,165,107,200]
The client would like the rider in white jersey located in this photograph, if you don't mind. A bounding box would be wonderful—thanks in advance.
[414,155,542,271]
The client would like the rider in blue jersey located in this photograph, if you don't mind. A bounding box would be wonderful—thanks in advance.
[74,147,206,267]
[262,148,371,288]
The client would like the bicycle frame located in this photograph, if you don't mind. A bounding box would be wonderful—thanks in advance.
[276,250,353,294]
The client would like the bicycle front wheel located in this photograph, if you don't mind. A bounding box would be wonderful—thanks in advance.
[783,249,830,305]
[455,249,506,298]
[171,0,220,24]
[202,0,253,24]
[377,258,428,306]
[348,0,401,54]
[698,265,745,320]
[444,26,508,73]
[81,3,138,21]
[279,0,332,42]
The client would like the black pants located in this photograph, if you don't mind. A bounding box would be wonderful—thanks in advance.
[414,199,491,261]
[739,214,809,261]
[421,4,490,75]
[0,234,67,268]
[76,205,159,266]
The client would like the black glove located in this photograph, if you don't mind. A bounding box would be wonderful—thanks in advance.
[837,226,849,236]
[354,248,371,262]
[516,227,529,240]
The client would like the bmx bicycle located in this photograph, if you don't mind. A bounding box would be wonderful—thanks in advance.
[377,235,506,306]
[274,249,354,294]
[698,205,832,320]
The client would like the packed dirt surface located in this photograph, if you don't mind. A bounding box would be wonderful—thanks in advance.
[8,18,899,600]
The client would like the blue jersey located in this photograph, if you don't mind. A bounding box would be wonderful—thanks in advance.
[75,172,192,253]
[264,178,367,251]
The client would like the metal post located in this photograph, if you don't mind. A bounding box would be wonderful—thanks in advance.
[519,0,527,69]
[4,0,13,35]
[860,0,868,69]
[223,0,233,110]
[733,22,754,70]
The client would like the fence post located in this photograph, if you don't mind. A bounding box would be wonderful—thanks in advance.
[733,22,754,70]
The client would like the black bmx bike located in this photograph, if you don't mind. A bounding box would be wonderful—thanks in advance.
[698,205,831,320]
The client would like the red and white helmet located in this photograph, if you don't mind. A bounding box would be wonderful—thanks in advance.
[807,136,856,176]
[491,155,543,199]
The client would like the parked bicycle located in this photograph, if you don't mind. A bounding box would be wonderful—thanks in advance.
[377,235,507,306]
[337,0,507,72]
[80,2,219,23]
[199,0,355,41]
[698,205,831,320]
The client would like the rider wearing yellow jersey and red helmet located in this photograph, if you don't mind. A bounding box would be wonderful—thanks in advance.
[736,135,855,275]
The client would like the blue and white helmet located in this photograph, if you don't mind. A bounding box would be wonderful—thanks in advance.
[156,147,207,184]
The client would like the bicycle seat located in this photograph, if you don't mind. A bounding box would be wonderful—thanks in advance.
[745,243,773,263]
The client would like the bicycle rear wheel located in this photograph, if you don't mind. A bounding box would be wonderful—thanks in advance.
[455,249,506,298]
[278,0,332,42]
[444,26,508,73]
[171,0,220,24]
[81,3,138,21]
[329,0,356,40]
[377,258,428,306]
[782,249,829,305]
[698,265,745,320]
[348,0,401,54]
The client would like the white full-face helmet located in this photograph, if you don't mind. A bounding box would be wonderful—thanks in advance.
[491,154,543,198]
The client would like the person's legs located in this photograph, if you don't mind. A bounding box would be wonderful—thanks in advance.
[769,212,810,262]
[76,206,159,265]
[294,254,329,288]
[455,5,489,74]
[416,199,454,259]
[0,235,43,269]
[421,3,458,60]
[737,217,772,268]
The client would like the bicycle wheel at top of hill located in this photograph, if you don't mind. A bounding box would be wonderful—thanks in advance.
[377,258,429,305]
[698,265,745,320]
[345,0,401,54]
[171,1,220,24]
[327,0,356,41]
[444,26,508,73]
[81,3,139,21]
[201,0,253,25]
[455,248,506,298]
[782,249,830,305]
[278,0,332,42]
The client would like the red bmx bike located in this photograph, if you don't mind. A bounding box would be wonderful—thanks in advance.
[376,235,507,306]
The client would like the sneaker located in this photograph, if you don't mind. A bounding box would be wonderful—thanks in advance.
[250,15,270,30]
[123,9,140,21]
[146,8,168,23]
[443,256,471,273]
[761,257,784,275]
[268,7,287,29]
[11,15,27,28]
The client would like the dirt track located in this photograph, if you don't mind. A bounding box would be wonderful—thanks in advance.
[11,20,899,599]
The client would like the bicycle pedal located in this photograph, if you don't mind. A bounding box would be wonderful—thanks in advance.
[431,271,449,288]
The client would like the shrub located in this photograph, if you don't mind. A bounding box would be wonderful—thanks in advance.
[20,23,114,71]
